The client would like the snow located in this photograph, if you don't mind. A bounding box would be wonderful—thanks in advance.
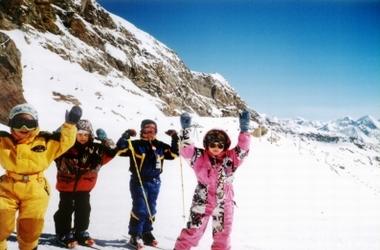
[104,42,128,63]
[2,114,380,249]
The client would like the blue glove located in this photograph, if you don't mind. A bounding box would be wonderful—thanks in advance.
[239,110,250,132]
[180,113,191,129]
[65,106,82,124]
[96,128,107,141]
[116,129,136,149]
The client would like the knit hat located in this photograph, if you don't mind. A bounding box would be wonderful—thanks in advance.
[203,129,231,150]
[76,119,94,136]
[140,119,157,133]
[8,103,38,121]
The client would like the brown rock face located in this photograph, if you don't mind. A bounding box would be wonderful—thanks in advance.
[0,0,59,33]
[0,32,26,125]
[0,0,260,125]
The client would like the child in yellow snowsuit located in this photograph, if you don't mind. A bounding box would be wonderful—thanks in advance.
[0,103,82,250]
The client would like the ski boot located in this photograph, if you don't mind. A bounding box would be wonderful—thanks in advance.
[128,235,144,249]
[56,232,77,249]
[142,231,158,247]
[75,231,95,246]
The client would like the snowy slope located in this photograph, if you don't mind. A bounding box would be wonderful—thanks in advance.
[2,115,380,250]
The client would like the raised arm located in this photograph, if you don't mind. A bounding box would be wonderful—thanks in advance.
[178,112,196,159]
[46,105,82,161]
[229,110,252,170]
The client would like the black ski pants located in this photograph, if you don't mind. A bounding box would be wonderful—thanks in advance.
[53,191,91,236]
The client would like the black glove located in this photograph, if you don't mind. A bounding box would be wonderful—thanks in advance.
[122,129,137,139]
[165,129,177,137]
[180,113,191,129]
[95,128,107,141]
[165,129,179,140]
[239,110,250,132]
[116,129,136,149]
[65,106,82,124]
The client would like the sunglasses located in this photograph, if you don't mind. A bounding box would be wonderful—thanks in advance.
[10,118,38,130]
[208,142,224,149]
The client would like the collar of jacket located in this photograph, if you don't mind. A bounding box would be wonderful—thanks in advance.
[11,128,40,144]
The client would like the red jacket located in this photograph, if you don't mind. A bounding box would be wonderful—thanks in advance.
[55,140,116,192]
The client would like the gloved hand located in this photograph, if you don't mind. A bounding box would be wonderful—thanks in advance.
[239,110,250,132]
[180,112,191,129]
[122,129,137,139]
[165,129,177,137]
[103,138,116,149]
[65,105,82,124]
[165,129,179,140]
[116,129,136,149]
[96,128,107,141]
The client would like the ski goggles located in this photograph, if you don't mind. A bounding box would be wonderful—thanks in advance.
[208,142,224,149]
[10,117,38,130]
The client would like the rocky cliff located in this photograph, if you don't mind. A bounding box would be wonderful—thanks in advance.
[0,0,259,125]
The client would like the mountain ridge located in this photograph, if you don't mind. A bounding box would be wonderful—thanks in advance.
[0,0,256,126]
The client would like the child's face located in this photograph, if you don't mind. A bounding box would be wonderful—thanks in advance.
[76,131,90,144]
[12,128,36,141]
[207,142,225,156]
[141,124,156,140]
[10,114,38,142]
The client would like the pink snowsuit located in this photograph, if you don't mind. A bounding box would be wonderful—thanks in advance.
[174,131,251,250]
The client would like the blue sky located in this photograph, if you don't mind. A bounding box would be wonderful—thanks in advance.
[98,0,380,121]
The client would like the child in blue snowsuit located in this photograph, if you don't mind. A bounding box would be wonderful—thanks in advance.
[117,119,179,249]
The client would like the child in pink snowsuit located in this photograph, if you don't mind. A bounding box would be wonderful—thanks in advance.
[174,111,251,250]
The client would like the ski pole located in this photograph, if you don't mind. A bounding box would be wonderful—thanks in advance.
[178,154,186,222]
[127,139,154,224]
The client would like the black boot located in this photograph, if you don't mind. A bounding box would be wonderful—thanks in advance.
[56,232,77,249]
[142,231,158,247]
[129,235,144,249]
[75,231,95,246]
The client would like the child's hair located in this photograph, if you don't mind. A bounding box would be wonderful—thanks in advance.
[140,119,157,133]
[203,129,231,150]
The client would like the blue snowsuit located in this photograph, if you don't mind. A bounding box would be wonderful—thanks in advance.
[119,137,178,236]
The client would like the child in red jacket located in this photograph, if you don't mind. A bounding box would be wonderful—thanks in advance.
[53,119,116,248]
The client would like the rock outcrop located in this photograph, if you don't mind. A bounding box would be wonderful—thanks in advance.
[0,0,260,125]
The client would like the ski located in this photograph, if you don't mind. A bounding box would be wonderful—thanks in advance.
[125,243,170,250]
[78,244,101,250]
[38,235,101,250]
[123,235,172,250]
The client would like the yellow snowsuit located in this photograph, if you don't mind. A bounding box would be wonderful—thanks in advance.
[0,123,77,250]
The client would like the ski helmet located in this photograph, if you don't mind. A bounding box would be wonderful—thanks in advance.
[9,103,38,121]
[8,103,39,128]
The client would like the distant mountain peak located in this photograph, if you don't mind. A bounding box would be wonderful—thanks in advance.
[356,115,380,129]
[268,114,380,149]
